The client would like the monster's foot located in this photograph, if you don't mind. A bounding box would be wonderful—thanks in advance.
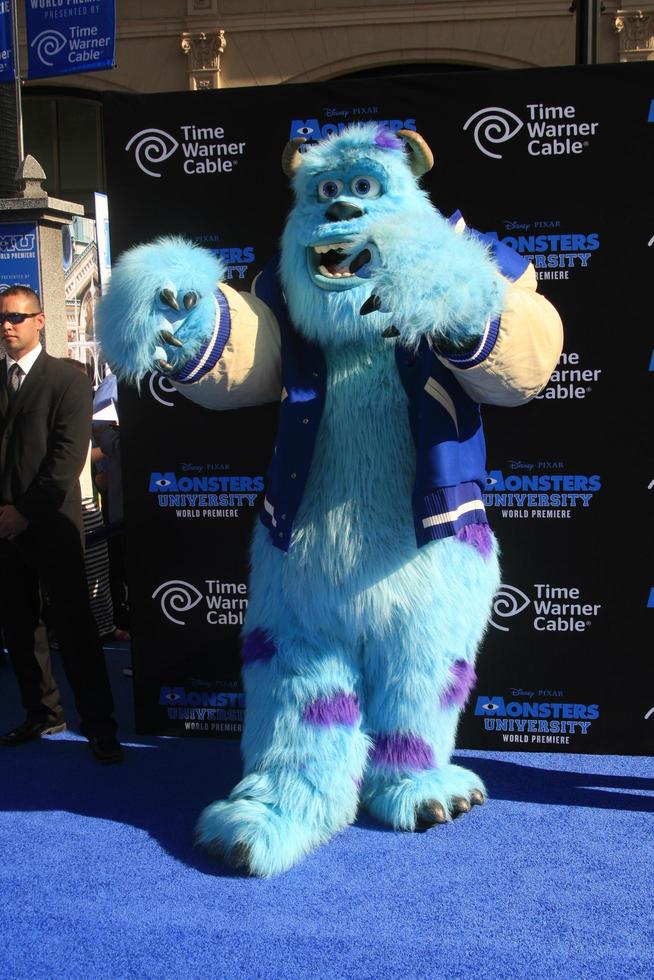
[196,772,357,877]
[362,763,486,831]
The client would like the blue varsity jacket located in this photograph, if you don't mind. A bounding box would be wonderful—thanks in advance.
[252,221,529,552]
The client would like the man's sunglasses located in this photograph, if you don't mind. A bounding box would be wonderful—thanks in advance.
[0,311,42,326]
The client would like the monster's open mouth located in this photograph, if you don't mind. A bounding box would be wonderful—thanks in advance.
[308,241,374,287]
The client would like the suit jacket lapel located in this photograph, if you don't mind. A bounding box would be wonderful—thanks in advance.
[0,358,8,419]
[7,348,47,417]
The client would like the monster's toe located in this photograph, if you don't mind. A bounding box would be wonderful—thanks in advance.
[449,795,472,817]
[415,800,448,828]
[470,788,485,807]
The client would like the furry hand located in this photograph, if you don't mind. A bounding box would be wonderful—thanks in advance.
[96,238,226,384]
[359,209,505,351]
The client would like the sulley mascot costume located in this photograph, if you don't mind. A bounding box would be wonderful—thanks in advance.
[98,124,562,876]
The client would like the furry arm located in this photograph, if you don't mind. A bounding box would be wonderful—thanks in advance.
[363,212,562,406]
[169,283,281,410]
[437,263,563,406]
[363,208,506,350]
[96,237,281,408]
[97,235,560,411]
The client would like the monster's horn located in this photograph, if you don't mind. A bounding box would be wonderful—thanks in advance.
[397,130,434,176]
[282,137,307,177]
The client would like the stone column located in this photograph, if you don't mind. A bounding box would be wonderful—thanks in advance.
[614,9,654,61]
[0,155,83,358]
[181,30,226,90]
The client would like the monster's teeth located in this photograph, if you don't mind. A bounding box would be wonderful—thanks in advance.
[318,264,354,278]
[313,242,353,255]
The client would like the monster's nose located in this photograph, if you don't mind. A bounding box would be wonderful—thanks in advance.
[325,202,364,222]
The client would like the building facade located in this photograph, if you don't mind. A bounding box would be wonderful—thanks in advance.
[0,1,648,212]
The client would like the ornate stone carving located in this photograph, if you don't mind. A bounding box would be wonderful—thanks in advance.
[181,31,227,90]
[614,9,654,61]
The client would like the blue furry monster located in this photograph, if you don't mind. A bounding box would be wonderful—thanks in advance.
[98,124,562,876]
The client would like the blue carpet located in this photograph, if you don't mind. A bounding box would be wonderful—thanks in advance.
[1,647,653,979]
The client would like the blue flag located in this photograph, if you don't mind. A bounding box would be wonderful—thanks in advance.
[0,0,14,83]
[0,224,41,297]
[26,0,115,80]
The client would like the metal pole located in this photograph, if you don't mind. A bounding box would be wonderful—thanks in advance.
[572,0,601,65]
[11,0,24,164]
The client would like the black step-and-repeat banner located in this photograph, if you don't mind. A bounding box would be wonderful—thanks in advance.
[102,61,653,754]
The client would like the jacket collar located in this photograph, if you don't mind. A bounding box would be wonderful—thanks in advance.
[1,348,47,420]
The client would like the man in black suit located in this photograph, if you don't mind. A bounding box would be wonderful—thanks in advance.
[0,285,122,763]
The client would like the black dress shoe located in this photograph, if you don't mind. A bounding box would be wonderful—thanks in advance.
[88,734,123,764]
[0,718,67,746]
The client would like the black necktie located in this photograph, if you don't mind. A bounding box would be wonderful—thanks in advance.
[7,363,23,399]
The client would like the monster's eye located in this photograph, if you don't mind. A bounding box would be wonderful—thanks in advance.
[295,125,315,137]
[351,176,381,198]
[318,179,343,200]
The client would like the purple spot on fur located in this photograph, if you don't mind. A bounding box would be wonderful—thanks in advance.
[371,733,435,771]
[353,776,363,792]
[456,523,494,559]
[303,692,360,727]
[440,660,477,709]
[241,629,276,665]
[374,127,404,151]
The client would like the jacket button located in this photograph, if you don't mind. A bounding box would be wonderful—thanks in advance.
[302,418,309,424]
[290,472,297,479]
[278,532,284,538]
[312,371,319,378]
[281,514,286,521]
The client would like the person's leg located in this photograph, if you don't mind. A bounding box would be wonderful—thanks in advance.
[0,541,64,727]
[107,533,130,632]
[82,500,116,639]
[40,535,117,739]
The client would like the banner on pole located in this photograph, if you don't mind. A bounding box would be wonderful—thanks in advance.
[25,0,115,80]
[0,0,14,83]
[0,222,41,295]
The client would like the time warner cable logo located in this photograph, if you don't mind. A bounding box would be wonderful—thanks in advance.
[152,580,202,625]
[30,26,112,68]
[126,125,247,177]
[152,577,249,626]
[463,103,599,159]
[490,583,601,633]
[30,30,67,66]
[126,129,179,178]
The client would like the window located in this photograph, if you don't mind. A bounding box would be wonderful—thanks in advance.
[23,92,105,216]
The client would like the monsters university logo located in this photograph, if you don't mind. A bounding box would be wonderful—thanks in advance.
[463,103,600,159]
[290,113,417,143]
[0,232,36,254]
